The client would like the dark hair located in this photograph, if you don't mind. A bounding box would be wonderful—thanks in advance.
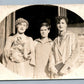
[40,22,51,30]
[55,16,68,24]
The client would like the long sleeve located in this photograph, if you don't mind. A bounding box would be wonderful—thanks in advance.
[4,37,12,56]
[60,34,79,73]
[29,37,35,66]
[2,36,12,65]
[48,42,58,74]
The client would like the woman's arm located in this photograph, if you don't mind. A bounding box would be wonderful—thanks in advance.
[29,37,35,66]
[48,43,58,78]
[60,34,79,74]
[2,36,13,65]
[4,36,13,58]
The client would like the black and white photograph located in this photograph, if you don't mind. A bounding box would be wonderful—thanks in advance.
[0,4,84,80]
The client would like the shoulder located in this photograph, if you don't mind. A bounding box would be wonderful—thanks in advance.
[7,36,13,39]
[34,38,40,43]
[66,31,78,43]
[34,38,40,41]
[25,36,33,41]
[34,38,41,43]
[48,38,53,45]
[66,31,75,37]
[53,36,58,44]
[6,35,15,41]
[33,38,40,47]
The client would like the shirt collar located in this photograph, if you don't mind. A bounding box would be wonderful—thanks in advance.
[35,38,52,44]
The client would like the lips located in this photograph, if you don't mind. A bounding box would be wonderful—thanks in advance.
[59,26,63,28]
[20,28,24,30]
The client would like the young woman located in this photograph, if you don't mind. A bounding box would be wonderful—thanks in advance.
[3,18,35,78]
[49,16,79,78]
[34,22,53,79]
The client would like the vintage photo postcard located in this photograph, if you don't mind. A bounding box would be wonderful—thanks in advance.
[0,4,84,80]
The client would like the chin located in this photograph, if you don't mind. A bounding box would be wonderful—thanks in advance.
[42,36,46,38]
[59,29,65,31]
[19,32,24,34]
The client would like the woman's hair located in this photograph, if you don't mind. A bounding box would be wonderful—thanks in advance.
[15,18,29,28]
[55,16,68,24]
[40,22,51,30]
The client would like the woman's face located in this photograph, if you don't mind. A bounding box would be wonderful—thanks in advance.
[40,26,50,38]
[17,22,27,34]
[57,19,67,32]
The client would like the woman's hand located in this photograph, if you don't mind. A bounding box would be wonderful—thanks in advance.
[9,50,25,63]
[58,71,64,76]
[51,67,58,75]
[24,51,31,60]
